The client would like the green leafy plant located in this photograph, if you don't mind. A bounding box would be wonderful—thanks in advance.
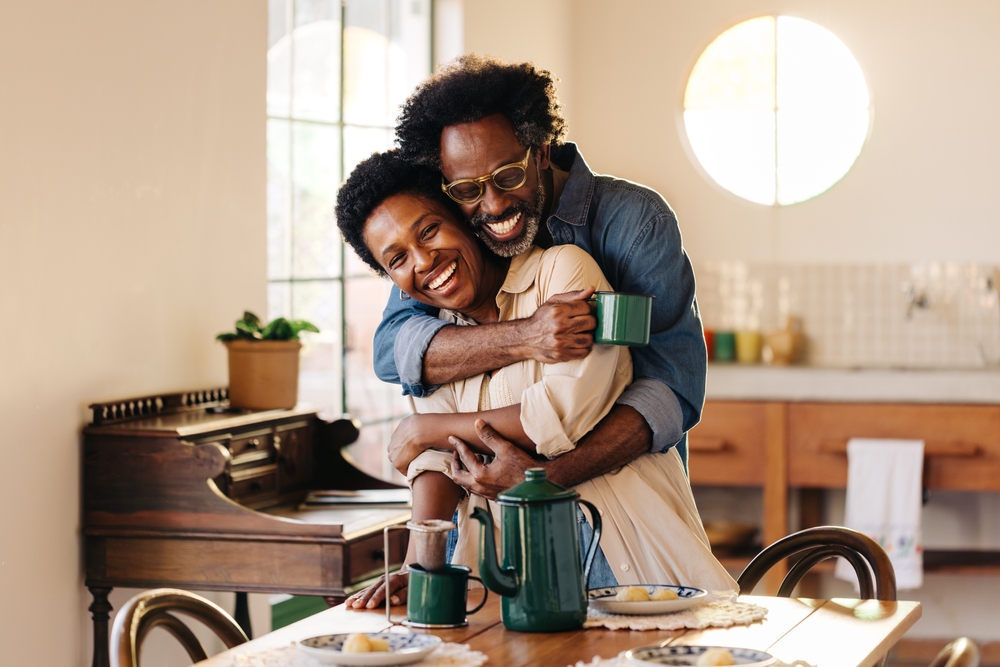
[216,311,319,342]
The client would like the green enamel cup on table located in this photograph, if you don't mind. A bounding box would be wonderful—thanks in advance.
[588,292,654,346]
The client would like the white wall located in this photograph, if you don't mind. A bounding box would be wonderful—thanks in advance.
[463,0,1000,643]
[0,1,267,665]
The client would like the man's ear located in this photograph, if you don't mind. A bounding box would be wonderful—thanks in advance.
[534,143,552,171]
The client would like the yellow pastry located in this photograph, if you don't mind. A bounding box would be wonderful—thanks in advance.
[615,586,650,602]
[651,588,679,601]
[341,633,372,653]
[696,648,735,666]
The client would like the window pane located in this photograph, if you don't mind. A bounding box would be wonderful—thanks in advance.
[293,280,343,418]
[268,281,291,323]
[267,0,291,117]
[684,109,776,205]
[777,16,869,112]
[268,119,292,280]
[344,276,411,423]
[343,125,394,177]
[387,0,432,115]
[292,0,342,123]
[293,122,341,279]
[777,108,869,205]
[685,16,775,110]
[344,0,393,126]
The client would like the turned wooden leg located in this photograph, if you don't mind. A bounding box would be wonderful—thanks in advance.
[234,592,252,639]
[89,586,113,667]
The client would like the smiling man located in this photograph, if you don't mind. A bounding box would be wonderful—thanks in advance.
[372,56,707,571]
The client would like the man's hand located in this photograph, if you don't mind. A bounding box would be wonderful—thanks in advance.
[521,287,597,364]
[345,570,409,610]
[449,419,540,500]
[387,414,432,475]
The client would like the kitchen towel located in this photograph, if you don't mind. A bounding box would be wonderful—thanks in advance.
[835,438,924,590]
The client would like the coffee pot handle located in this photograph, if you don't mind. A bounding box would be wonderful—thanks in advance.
[578,500,603,588]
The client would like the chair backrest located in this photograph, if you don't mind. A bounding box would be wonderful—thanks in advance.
[929,638,980,667]
[110,588,249,667]
[737,526,897,601]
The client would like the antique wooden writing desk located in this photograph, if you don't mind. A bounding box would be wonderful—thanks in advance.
[83,389,410,667]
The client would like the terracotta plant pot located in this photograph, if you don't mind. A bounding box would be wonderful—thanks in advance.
[225,339,302,410]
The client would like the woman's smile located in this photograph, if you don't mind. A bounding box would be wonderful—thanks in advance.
[426,259,458,292]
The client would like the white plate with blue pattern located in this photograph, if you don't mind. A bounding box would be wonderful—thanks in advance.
[588,585,707,615]
[625,645,775,666]
[297,632,441,665]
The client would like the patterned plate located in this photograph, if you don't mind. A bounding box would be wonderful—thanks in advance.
[625,645,775,666]
[297,632,441,666]
[588,585,707,615]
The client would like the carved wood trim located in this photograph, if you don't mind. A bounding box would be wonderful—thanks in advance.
[89,388,229,425]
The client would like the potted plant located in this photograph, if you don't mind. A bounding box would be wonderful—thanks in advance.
[217,311,319,410]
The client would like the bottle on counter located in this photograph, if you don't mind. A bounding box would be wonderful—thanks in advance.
[762,316,804,365]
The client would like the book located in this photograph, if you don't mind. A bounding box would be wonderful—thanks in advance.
[299,488,412,510]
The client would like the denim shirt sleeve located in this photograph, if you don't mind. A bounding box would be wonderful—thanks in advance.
[372,283,448,397]
[572,181,707,462]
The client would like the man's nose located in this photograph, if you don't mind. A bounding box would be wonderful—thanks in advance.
[477,182,510,217]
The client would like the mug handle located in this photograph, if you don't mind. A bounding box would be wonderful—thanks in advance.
[466,575,489,615]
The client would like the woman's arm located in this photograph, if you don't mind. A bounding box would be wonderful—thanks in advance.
[345,471,464,610]
[388,404,532,475]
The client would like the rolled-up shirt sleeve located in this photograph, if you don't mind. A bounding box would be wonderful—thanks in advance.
[517,246,633,458]
[616,378,684,453]
[394,315,450,398]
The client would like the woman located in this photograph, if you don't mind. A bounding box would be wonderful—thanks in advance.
[335,150,735,608]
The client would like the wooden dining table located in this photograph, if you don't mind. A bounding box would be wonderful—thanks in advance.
[196,594,920,667]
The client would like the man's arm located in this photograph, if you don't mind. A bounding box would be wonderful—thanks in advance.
[375,281,599,396]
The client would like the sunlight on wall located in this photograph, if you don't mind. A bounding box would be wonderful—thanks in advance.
[684,16,870,206]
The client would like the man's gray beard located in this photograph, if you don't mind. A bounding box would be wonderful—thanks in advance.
[471,181,545,258]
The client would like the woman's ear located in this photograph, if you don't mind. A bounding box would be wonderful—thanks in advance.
[534,143,552,171]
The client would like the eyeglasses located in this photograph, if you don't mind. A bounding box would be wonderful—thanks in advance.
[441,148,532,204]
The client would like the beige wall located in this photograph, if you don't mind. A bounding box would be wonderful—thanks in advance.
[0,1,267,664]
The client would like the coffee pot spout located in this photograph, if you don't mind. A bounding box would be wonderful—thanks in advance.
[471,507,518,597]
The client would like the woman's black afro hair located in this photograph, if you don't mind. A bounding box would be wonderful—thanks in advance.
[335,150,458,277]
[395,54,567,169]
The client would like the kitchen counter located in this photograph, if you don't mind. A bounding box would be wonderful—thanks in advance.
[706,364,1000,404]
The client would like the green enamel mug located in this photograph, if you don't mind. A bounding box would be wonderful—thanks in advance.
[405,564,488,628]
[588,292,654,346]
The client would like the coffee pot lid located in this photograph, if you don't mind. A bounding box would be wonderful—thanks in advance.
[497,468,578,505]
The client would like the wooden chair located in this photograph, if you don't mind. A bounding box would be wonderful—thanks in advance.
[110,588,249,667]
[737,526,897,600]
[928,638,980,667]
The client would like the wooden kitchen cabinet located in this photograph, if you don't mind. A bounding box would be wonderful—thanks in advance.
[688,399,1000,592]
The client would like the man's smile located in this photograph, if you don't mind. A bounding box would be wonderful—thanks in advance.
[484,211,522,238]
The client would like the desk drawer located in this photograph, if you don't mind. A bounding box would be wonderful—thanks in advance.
[788,402,1000,490]
[346,529,408,585]
[688,401,768,485]
[230,429,273,461]
[229,464,279,501]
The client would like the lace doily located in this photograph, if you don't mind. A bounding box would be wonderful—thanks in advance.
[222,641,488,667]
[583,600,767,631]
[568,653,815,667]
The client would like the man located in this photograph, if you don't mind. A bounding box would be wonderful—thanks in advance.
[374,55,706,503]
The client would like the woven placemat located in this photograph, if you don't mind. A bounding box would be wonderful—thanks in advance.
[223,641,488,667]
[584,599,768,631]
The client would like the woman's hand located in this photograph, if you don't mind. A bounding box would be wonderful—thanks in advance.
[388,414,436,475]
[345,570,409,610]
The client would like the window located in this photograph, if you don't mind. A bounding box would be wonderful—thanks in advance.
[684,16,870,205]
[266,0,432,479]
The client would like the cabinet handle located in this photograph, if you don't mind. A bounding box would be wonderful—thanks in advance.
[688,437,730,453]
[819,439,981,457]
[370,549,385,562]
[247,438,259,449]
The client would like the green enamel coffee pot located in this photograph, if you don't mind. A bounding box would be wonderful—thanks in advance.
[471,468,602,632]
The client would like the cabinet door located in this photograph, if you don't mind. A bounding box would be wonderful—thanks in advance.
[688,401,769,486]
[277,419,317,493]
[788,402,1000,490]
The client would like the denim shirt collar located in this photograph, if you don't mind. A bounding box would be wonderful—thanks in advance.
[548,142,595,228]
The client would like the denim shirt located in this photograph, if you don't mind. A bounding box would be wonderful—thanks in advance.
[371,143,707,465]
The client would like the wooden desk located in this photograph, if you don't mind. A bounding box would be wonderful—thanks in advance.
[196,596,921,667]
[83,389,410,667]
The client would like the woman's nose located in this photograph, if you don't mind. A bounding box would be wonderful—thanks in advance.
[413,247,436,271]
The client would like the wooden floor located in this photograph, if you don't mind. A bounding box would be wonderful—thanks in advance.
[886,639,1000,667]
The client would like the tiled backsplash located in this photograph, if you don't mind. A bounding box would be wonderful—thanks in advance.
[694,261,1000,369]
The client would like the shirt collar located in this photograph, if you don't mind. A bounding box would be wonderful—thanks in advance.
[499,246,545,295]
[548,142,594,228]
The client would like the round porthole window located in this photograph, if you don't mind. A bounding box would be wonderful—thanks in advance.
[684,16,871,206]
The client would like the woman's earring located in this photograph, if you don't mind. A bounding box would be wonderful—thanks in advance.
[399,290,411,301]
